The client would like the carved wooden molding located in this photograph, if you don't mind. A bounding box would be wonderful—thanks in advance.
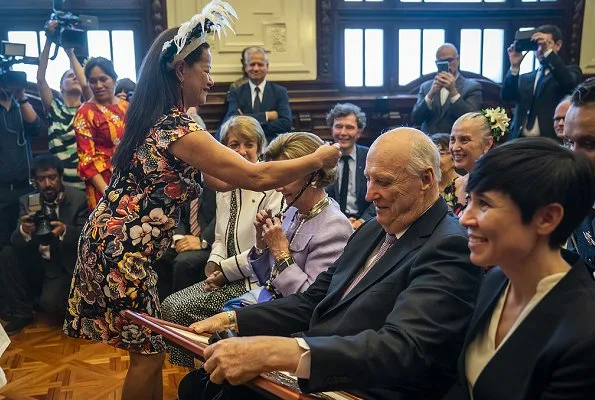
[150,0,167,40]
[569,0,585,65]
[317,0,334,81]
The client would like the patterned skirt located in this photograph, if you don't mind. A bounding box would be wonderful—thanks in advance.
[161,279,247,367]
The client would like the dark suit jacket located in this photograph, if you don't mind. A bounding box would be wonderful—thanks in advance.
[236,198,482,400]
[10,186,89,275]
[175,186,216,246]
[501,52,582,141]
[222,81,292,142]
[444,253,595,400]
[326,144,376,221]
[411,73,483,135]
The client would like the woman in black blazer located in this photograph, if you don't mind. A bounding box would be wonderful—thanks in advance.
[445,137,595,400]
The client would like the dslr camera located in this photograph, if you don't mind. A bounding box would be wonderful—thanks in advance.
[27,193,59,246]
[514,29,539,53]
[0,41,38,89]
[45,0,98,60]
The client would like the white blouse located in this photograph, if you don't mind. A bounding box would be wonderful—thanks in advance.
[465,271,568,397]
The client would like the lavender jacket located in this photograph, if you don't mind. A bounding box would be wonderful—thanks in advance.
[249,198,353,297]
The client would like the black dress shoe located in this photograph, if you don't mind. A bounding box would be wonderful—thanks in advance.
[4,317,32,336]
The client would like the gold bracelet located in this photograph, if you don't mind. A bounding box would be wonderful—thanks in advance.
[226,310,238,332]
[274,250,291,264]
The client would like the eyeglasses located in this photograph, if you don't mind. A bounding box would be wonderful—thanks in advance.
[435,57,456,65]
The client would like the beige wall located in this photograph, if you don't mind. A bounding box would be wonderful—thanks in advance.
[166,0,317,82]
[580,0,595,75]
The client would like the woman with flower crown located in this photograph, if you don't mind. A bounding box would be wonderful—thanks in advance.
[445,108,509,216]
[62,2,341,399]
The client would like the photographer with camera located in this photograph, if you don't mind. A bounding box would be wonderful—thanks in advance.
[37,21,91,192]
[0,68,44,250]
[411,43,483,135]
[1,154,88,335]
[502,25,582,141]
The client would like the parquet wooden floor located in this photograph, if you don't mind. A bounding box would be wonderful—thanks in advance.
[0,316,191,400]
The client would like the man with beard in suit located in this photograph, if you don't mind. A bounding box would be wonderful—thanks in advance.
[177,127,482,400]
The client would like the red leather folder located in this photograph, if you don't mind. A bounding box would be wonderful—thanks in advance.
[123,310,360,400]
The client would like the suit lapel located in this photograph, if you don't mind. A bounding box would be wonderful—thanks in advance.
[262,83,274,111]
[241,84,253,113]
[534,71,553,100]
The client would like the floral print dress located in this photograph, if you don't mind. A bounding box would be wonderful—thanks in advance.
[64,108,202,354]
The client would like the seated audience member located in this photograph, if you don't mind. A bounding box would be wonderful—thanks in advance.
[553,96,570,142]
[445,108,509,216]
[431,133,461,200]
[37,24,90,191]
[178,128,482,400]
[502,25,582,141]
[221,46,292,142]
[114,78,136,102]
[411,43,482,135]
[325,103,376,229]
[443,137,595,400]
[1,154,88,335]
[154,186,216,300]
[162,116,283,366]
[565,78,595,265]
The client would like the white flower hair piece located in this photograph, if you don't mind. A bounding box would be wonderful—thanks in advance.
[162,0,237,64]
[482,107,511,142]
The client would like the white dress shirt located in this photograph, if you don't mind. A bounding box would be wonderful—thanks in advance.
[248,80,267,110]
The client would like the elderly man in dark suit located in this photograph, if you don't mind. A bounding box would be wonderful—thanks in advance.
[221,46,292,142]
[325,103,376,229]
[411,43,483,135]
[502,25,582,141]
[1,154,88,335]
[178,128,482,400]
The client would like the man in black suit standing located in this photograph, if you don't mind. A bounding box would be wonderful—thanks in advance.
[325,103,375,229]
[565,78,595,266]
[221,46,292,142]
[178,128,482,400]
[411,43,483,135]
[502,25,582,141]
[1,154,88,335]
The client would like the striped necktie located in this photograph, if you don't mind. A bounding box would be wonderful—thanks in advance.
[189,198,201,237]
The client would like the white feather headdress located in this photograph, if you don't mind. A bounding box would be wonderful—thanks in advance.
[161,0,237,66]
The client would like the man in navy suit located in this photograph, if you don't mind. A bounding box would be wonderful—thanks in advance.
[178,128,481,400]
[221,47,292,142]
[502,25,582,141]
[411,43,482,135]
[325,103,375,229]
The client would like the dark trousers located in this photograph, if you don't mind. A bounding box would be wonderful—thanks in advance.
[0,184,32,249]
[1,245,71,319]
[178,369,264,400]
[155,248,210,301]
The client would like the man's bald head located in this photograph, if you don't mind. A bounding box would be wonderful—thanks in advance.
[435,43,460,76]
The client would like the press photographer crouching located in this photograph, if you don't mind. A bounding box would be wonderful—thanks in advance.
[1,154,88,335]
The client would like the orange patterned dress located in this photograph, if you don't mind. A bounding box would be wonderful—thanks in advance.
[74,101,129,210]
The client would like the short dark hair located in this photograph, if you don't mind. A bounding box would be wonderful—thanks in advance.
[30,153,64,178]
[84,57,118,81]
[536,25,563,43]
[430,133,450,150]
[467,137,594,248]
[115,78,136,95]
[570,77,595,107]
[326,103,366,129]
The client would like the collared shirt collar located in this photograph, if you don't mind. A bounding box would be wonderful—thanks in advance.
[248,79,267,94]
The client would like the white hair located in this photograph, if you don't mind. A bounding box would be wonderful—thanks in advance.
[405,131,442,184]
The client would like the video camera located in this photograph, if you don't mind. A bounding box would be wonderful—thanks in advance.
[27,193,59,246]
[45,0,98,60]
[0,42,39,90]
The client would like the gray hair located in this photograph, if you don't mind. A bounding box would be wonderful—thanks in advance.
[243,46,269,65]
[326,103,367,129]
[405,132,442,184]
[453,112,492,147]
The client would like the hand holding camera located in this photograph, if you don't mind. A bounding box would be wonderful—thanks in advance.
[20,214,36,236]
[253,209,273,250]
[50,220,66,237]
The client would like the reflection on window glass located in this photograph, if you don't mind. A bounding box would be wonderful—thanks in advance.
[482,29,504,82]
[398,29,421,85]
[87,30,112,59]
[365,29,384,86]
[7,31,39,85]
[344,29,364,87]
[460,29,482,74]
[112,31,136,81]
[422,29,445,75]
